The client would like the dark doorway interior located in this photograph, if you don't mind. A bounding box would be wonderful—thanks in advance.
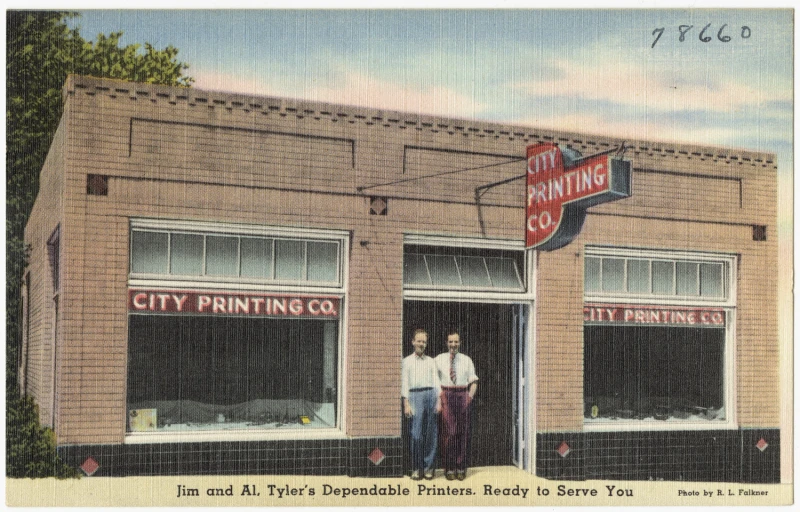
[402,301,516,468]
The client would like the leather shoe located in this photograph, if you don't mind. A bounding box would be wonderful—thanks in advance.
[445,471,455,480]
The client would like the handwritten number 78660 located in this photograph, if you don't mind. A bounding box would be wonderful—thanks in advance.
[651,24,751,48]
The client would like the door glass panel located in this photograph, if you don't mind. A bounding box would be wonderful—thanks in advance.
[456,256,491,287]
[403,254,430,285]
[485,257,523,289]
[426,255,461,286]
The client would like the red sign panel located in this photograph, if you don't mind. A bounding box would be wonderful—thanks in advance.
[128,289,340,318]
[526,143,631,250]
[584,303,726,327]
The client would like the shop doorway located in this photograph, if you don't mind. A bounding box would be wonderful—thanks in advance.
[402,300,528,469]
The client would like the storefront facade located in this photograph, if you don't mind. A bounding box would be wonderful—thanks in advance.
[21,75,779,480]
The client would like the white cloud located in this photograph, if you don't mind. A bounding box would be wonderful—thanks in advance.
[193,66,485,118]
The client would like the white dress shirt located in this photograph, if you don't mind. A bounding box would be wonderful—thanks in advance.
[401,353,441,398]
[434,352,479,387]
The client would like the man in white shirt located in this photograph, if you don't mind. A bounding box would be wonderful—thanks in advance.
[434,330,478,481]
[401,329,441,480]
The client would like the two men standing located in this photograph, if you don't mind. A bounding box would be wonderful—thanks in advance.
[402,329,478,481]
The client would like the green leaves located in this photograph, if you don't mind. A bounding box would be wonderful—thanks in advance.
[7,11,194,478]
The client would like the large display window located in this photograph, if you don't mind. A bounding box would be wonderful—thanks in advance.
[583,247,735,428]
[127,314,338,432]
[126,220,347,436]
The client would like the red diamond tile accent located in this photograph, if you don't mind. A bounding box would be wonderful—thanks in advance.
[557,441,571,458]
[80,456,100,476]
[367,447,385,465]
[756,438,769,452]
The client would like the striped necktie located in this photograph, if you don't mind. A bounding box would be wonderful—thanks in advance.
[449,353,457,384]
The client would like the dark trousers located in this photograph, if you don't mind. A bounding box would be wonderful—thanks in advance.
[439,387,471,471]
[408,388,438,471]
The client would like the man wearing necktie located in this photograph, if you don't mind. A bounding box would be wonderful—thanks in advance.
[435,330,478,481]
[401,329,442,480]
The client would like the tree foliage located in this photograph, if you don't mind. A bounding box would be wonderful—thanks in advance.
[6,10,193,477]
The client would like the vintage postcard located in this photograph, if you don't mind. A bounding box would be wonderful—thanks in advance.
[5,7,793,507]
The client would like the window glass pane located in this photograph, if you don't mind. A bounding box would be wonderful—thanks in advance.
[627,259,650,294]
[403,254,430,285]
[676,262,699,296]
[426,255,461,286]
[127,315,338,432]
[584,326,725,422]
[700,263,724,298]
[307,241,338,282]
[240,237,272,279]
[485,257,523,289]
[170,234,204,275]
[275,239,305,280]
[601,258,625,292]
[652,260,674,295]
[206,236,239,276]
[456,256,491,287]
[584,256,601,293]
[131,231,168,274]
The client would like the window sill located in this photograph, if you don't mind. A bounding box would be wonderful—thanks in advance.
[124,427,346,444]
[583,420,737,432]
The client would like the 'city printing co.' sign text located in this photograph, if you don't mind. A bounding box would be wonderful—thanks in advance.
[526,143,632,250]
[128,289,340,318]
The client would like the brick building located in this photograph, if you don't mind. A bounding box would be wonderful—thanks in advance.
[20,75,780,480]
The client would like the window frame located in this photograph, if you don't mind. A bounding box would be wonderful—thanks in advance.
[583,246,737,432]
[402,234,529,296]
[129,219,346,290]
[584,247,736,307]
[125,218,350,443]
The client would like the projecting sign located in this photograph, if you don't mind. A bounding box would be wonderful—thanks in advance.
[526,142,632,250]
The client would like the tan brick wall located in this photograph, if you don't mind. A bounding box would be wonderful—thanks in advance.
[27,75,778,444]
[23,113,68,428]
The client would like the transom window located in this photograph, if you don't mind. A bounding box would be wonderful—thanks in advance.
[403,245,524,291]
[585,253,728,300]
[131,228,341,285]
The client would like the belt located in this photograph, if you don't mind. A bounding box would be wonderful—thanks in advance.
[409,387,434,392]
[441,385,469,391]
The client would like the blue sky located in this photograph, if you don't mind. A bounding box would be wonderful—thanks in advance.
[69,9,792,165]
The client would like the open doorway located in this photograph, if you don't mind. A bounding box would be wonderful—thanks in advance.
[402,300,525,468]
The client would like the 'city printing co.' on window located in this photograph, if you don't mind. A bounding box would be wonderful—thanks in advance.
[583,248,736,429]
[126,220,347,437]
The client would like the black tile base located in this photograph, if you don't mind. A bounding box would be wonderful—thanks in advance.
[536,428,780,483]
[57,437,403,477]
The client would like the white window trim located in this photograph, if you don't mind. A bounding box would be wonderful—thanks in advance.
[129,218,348,288]
[402,234,535,300]
[584,246,737,307]
[125,218,350,442]
[125,428,348,445]
[583,246,737,431]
